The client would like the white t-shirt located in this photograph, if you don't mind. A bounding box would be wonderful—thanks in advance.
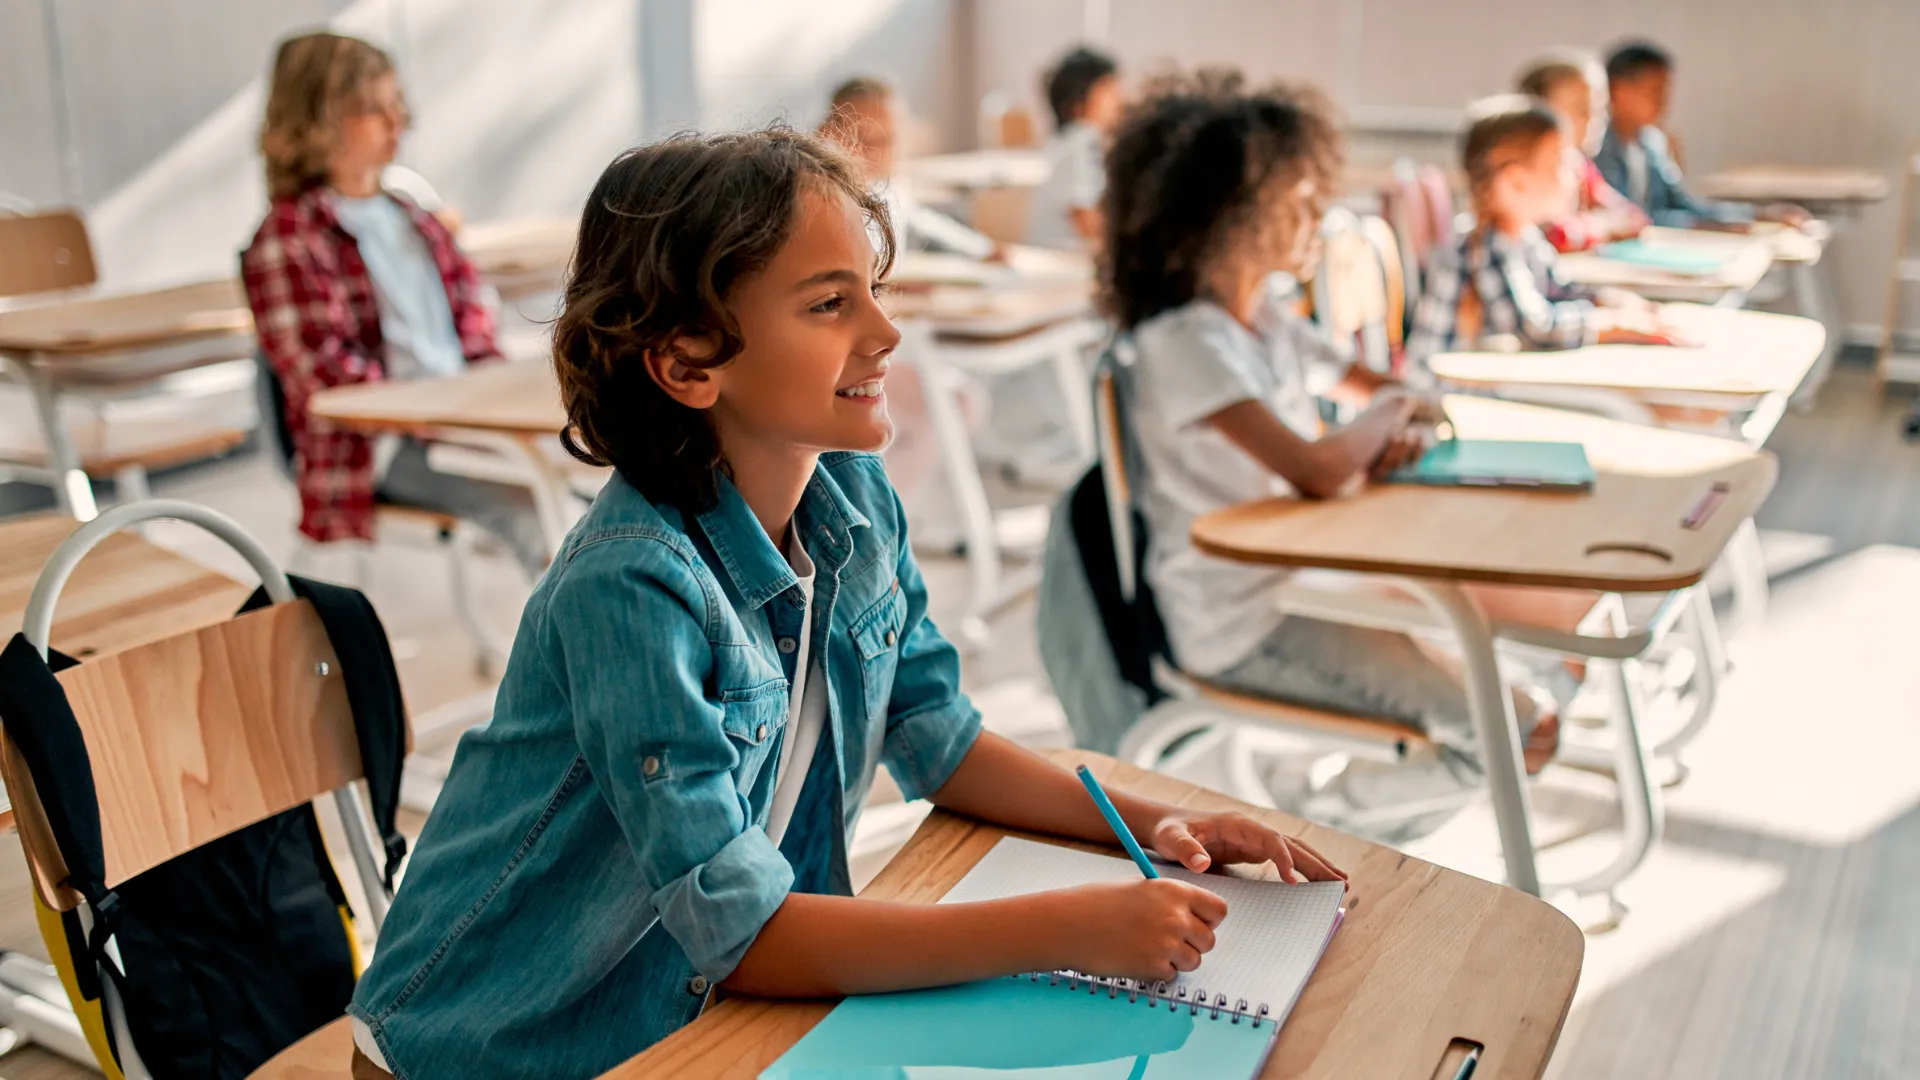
[1025,121,1104,251]
[330,192,467,383]
[1127,278,1338,675]
[765,533,828,846]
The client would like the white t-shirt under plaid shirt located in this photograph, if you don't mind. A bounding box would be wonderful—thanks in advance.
[1404,225,1601,380]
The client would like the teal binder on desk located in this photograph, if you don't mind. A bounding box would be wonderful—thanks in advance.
[761,976,1278,1079]
[1389,439,1595,492]
[1596,239,1729,276]
[759,839,1347,1080]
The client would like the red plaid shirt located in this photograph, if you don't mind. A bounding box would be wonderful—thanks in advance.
[241,186,498,542]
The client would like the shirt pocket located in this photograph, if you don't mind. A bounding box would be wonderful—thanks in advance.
[718,679,789,796]
[850,580,907,727]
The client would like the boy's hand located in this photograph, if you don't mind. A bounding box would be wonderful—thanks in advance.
[1758,202,1812,229]
[1148,812,1348,884]
[1051,879,1226,982]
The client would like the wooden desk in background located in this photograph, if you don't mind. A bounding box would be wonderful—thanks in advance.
[460,217,576,302]
[898,148,1050,195]
[0,512,252,826]
[1429,305,1825,444]
[308,360,588,558]
[612,749,1584,1080]
[1191,397,1775,898]
[1556,229,1775,304]
[0,278,257,521]
[1694,165,1890,209]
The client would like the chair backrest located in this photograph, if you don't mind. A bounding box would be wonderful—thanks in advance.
[254,353,300,481]
[3,599,362,910]
[1091,351,1138,602]
[1418,164,1458,247]
[1359,214,1408,355]
[1313,207,1392,371]
[0,209,98,298]
[971,184,1034,246]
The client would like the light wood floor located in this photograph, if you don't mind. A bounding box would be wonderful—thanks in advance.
[2,360,1916,1078]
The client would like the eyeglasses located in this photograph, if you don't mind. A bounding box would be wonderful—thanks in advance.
[349,96,412,127]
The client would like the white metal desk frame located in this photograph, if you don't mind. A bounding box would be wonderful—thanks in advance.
[899,313,1105,647]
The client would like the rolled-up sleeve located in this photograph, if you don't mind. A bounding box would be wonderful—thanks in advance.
[549,541,792,981]
[879,498,984,801]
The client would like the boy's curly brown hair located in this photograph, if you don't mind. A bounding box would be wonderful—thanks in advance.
[553,127,894,512]
[1101,70,1342,330]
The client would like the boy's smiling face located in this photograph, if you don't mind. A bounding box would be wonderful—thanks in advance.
[702,187,901,461]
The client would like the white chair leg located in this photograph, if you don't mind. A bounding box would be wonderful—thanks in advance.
[443,524,509,677]
[113,466,153,536]
[1118,699,1220,771]
[1724,517,1769,637]
[1559,654,1664,901]
[909,326,1002,650]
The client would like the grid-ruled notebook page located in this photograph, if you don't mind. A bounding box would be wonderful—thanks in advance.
[940,837,1346,1017]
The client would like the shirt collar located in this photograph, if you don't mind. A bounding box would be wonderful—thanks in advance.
[695,460,871,610]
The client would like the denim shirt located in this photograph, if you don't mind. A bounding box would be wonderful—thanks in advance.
[1594,125,1753,228]
[348,452,982,1080]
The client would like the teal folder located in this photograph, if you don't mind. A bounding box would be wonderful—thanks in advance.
[1596,239,1730,276]
[1388,439,1595,492]
[760,976,1278,1079]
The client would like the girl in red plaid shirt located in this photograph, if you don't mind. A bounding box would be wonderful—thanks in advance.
[242,31,546,574]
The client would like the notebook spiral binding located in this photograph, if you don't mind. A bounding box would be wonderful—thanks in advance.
[1021,971,1273,1028]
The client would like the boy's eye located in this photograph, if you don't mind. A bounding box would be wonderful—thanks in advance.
[810,295,846,315]
[871,280,892,300]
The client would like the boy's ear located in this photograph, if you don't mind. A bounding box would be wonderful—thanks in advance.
[642,334,723,410]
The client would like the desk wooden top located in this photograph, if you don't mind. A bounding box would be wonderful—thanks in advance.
[1557,230,1774,300]
[460,217,576,298]
[309,359,565,436]
[0,513,250,660]
[887,283,1095,339]
[898,148,1049,191]
[1694,164,1890,205]
[0,278,252,358]
[611,748,1583,1080]
[1192,395,1775,592]
[1429,304,1825,400]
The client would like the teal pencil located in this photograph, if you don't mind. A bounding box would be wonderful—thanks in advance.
[1075,765,1159,879]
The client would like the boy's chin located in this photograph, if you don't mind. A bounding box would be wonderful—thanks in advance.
[832,416,895,455]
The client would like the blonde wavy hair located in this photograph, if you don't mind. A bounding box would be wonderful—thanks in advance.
[259,32,398,200]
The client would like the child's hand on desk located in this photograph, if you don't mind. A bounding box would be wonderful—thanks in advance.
[1758,202,1812,229]
[1053,879,1226,980]
[1148,811,1348,884]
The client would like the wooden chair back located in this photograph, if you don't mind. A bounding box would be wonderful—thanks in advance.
[0,209,98,298]
[1359,214,1407,353]
[1314,209,1392,370]
[1,599,363,911]
[970,185,1034,246]
[996,107,1039,149]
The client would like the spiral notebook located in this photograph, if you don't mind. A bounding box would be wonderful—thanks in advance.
[760,838,1347,1079]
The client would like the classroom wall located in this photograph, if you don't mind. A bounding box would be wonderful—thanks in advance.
[970,0,1920,337]
[0,0,960,292]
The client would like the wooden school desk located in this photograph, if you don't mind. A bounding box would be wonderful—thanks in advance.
[307,360,589,559]
[1189,396,1775,898]
[1555,229,1775,305]
[610,748,1584,1080]
[458,217,576,302]
[897,148,1050,196]
[0,511,252,827]
[0,277,256,520]
[1427,304,1826,446]
[1694,165,1890,210]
